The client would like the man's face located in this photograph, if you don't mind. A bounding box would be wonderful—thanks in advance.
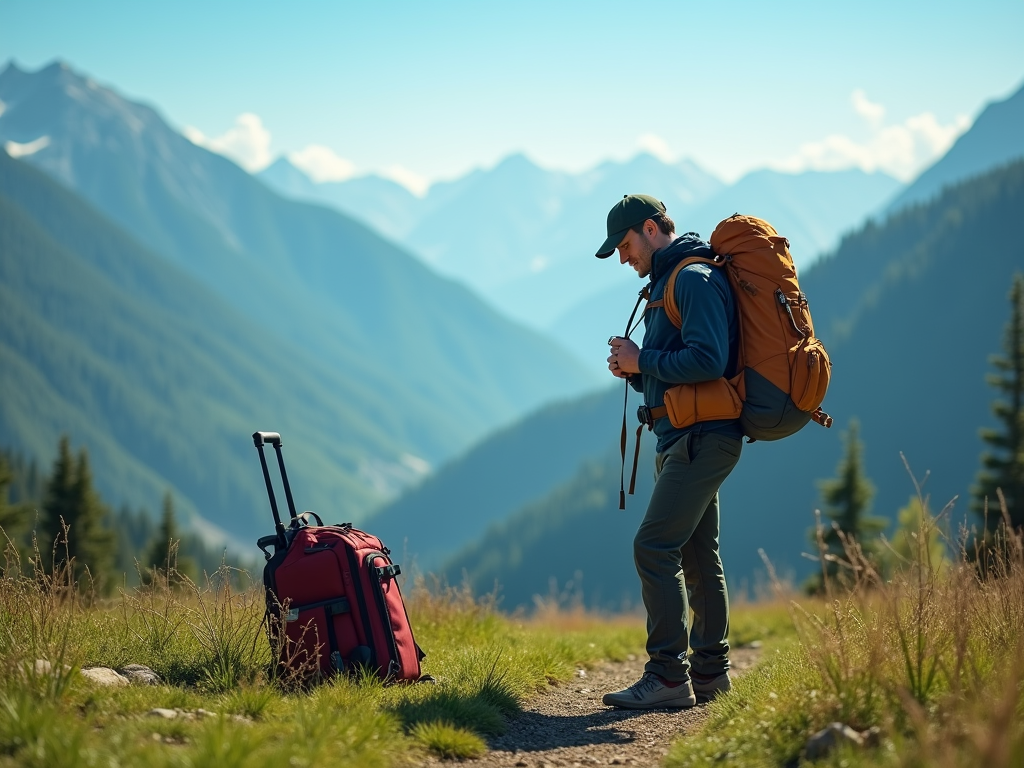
[616,227,656,279]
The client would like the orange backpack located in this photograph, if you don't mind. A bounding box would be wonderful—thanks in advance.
[618,215,833,507]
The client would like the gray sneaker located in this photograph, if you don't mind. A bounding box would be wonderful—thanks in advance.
[602,673,697,709]
[691,671,731,702]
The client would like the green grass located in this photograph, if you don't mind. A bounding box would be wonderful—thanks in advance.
[0,550,648,767]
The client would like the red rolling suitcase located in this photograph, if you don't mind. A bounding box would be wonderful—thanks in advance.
[252,431,424,681]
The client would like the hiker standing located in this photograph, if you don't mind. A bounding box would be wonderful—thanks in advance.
[598,195,742,709]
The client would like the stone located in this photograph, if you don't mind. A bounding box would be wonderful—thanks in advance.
[80,667,130,686]
[34,659,52,675]
[148,708,179,720]
[117,664,161,685]
[805,722,864,760]
[576,668,588,678]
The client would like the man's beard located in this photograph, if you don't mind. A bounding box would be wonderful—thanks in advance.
[635,231,656,278]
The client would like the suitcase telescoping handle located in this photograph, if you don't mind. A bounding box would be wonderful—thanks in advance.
[252,431,299,545]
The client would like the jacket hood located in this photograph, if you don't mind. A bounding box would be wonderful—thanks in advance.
[650,233,713,285]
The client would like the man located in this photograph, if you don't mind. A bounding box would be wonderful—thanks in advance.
[597,194,742,709]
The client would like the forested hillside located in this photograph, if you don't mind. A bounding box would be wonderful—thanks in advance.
[0,151,420,539]
[0,61,598,470]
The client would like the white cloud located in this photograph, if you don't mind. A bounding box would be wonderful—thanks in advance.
[851,88,885,128]
[5,135,50,158]
[184,113,272,172]
[774,91,970,181]
[637,133,675,163]
[288,144,356,183]
[380,164,430,197]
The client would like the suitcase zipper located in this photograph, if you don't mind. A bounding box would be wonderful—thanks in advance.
[342,542,378,669]
[365,550,402,677]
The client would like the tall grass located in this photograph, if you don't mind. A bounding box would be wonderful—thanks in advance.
[668,484,1024,768]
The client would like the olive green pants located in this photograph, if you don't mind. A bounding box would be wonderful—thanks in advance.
[634,429,741,683]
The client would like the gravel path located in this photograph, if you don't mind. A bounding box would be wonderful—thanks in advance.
[420,646,761,767]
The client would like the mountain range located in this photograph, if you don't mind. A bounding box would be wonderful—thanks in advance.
[259,151,901,337]
[0,60,600,543]
[887,80,1024,213]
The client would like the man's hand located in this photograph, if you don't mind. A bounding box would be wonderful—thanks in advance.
[608,337,641,377]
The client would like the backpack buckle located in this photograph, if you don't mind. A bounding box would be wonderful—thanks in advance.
[636,405,654,429]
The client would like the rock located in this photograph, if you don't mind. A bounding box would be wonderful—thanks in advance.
[34,659,52,675]
[117,664,161,685]
[805,722,864,760]
[576,668,588,678]
[746,640,763,649]
[80,667,130,687]
[194,709,218,718]
[148,708,179,720]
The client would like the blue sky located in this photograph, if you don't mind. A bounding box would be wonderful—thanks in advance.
[3,0,1023,191]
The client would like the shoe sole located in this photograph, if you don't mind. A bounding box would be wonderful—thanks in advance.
[601,695,697,709]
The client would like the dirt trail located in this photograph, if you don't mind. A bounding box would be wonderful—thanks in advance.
[421,646,761,767]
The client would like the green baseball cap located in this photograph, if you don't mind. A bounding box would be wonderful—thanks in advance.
[595,194,667,258]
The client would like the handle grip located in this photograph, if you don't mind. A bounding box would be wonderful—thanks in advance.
[253,431,282,447]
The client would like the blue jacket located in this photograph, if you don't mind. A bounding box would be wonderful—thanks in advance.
[630,234,742,452]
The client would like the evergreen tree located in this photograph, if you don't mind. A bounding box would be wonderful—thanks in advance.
[41,435,77,563]
[42,436,115,591]
[144,492,196,582]
[69,448,116,590]
[809,420,887,588]
[0,455,14,535]
[972,273,1024,531]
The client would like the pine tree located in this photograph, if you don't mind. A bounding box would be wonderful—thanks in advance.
[809,420,887,588]
[42,437,115,591]
[0,455,13,534]
[69,448,116,591]
[41,435,77,565]
[972,273,1024,531]
[144,492,196,583]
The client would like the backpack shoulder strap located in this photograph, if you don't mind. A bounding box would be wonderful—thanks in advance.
[645,256,724,329]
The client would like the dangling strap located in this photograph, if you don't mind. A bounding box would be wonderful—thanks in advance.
[619,285,650,510]
[811,407,833,428]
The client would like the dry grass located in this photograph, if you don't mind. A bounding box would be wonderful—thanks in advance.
[668,482,1024,768]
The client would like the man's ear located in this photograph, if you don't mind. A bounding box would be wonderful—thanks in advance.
[645,220,657,238]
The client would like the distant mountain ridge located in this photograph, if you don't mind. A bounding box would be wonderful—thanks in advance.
[886,80,1024,213]
[0,59,599,469]
[259,153,900,335]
